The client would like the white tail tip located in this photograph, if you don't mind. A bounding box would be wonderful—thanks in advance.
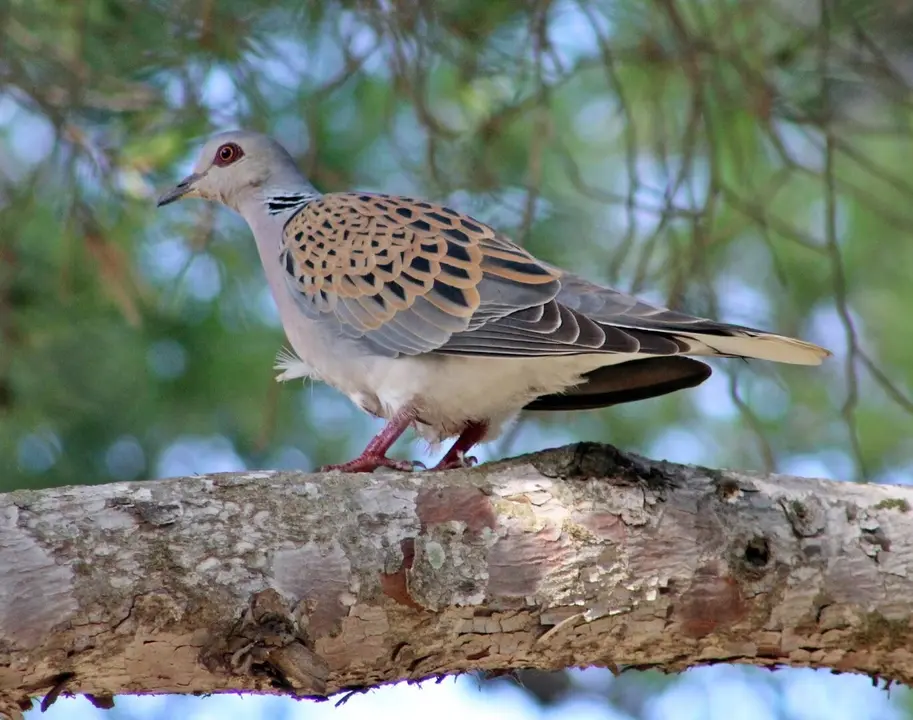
[684,332,832,366]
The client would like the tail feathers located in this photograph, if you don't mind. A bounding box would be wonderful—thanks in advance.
[680,331,831,366]
[525,356,712,411]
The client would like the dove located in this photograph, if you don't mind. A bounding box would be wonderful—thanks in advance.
[157,131,831,473]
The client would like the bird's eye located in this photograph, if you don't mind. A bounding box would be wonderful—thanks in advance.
[213,142,243,166]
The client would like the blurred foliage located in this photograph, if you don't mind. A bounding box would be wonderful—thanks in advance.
[5,0,913,717]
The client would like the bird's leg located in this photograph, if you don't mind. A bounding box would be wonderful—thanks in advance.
[432,421,489,471]
[320,410,423,473]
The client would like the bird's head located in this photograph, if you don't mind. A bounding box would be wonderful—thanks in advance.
[156,130,309,213]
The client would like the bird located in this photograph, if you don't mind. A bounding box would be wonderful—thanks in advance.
[157,130,831,473]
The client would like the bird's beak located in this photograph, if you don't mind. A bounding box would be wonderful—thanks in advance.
[156,172,204,207]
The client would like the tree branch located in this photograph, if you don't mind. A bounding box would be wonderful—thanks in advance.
[2,442,912,718]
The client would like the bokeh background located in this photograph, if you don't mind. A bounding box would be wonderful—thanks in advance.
[4,0,913,717]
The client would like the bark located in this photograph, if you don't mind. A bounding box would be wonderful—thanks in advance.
[2,442,912,718]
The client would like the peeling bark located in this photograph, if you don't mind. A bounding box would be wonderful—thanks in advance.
[2,442,913,718]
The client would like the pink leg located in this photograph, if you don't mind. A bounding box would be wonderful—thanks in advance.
[320,410,423,473]
[432,421,489,471]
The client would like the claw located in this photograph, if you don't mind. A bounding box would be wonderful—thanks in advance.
[431,453,478,472]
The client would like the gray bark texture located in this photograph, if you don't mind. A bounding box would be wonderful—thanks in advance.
[2,442,912,718]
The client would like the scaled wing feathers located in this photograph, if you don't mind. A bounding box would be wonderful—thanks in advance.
[279,192,560,356]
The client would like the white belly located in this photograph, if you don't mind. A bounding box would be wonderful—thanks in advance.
[358,352,621,442]
[275,316,646,443]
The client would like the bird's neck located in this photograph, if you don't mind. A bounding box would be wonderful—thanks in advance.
[238,184,322,340]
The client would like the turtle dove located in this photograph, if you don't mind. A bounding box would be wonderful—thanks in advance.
[157,131,830,473]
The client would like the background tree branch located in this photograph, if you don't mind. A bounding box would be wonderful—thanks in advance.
[2,442,911,719]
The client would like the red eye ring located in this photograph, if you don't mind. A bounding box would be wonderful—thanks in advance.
[214,142,243,167]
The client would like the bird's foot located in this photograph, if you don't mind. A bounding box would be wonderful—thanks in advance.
[431,453,478,472]
[320,454,426,473]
